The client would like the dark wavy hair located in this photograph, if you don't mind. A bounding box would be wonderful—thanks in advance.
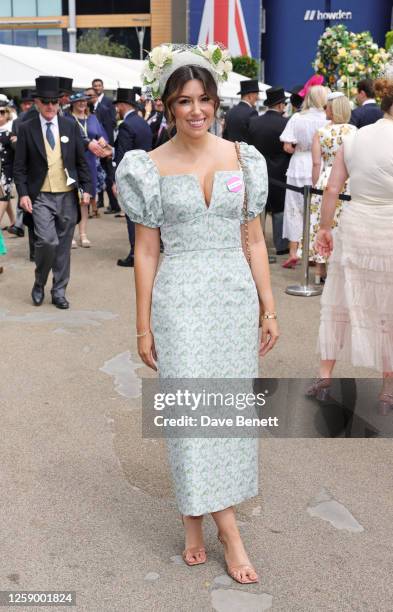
[161,65,220,132]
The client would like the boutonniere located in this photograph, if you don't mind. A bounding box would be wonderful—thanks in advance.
[60,135,69,143]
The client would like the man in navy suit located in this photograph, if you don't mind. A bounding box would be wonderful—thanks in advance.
[112,88,153,267]
[350,79,383,128]
[222,80,260,142]
[92,78,119,213]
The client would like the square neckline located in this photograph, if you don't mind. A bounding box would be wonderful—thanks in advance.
[145,150,243,210]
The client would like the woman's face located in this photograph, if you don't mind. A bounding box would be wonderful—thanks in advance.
[0,108,8,126]
[171,79,215,138]
[74,100,87,114]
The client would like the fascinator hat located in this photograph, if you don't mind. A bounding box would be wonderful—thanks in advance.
[299,74,324,98]
[142,43,232,99]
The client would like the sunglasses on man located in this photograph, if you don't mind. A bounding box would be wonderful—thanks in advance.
[39,98,59,105]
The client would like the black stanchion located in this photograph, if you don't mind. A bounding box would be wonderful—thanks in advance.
[285,185,323,297]
[267,177,351,297]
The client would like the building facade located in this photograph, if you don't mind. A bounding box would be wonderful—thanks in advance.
[0,1,392,87]
[0,0,178,58]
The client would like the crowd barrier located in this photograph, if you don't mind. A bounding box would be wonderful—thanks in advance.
[268,177,351,297]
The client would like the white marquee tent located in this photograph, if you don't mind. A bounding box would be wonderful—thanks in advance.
[0,43,271,103]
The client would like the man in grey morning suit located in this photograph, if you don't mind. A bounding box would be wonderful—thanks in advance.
[14,76,92,309]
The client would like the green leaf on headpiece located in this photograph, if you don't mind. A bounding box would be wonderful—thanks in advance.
[212,47,222,64]
[148,60,155,70]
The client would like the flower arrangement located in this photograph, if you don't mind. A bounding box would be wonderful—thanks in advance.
[142,44,232,99]
[313,25,391,98]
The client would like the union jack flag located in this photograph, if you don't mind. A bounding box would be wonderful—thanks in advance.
[197,0,252,57]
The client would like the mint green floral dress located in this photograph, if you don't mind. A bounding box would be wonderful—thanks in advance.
[116,143,268,515]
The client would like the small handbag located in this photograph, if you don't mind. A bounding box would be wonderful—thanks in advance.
[234,141,263,327]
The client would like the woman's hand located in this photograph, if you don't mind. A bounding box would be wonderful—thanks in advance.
[315,228,333,258]
[259,319,279,357]
[137,331,157,371]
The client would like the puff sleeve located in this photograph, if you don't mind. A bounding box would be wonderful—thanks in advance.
[280,113,299,143]
[239,142,268,221]
[115,150,163,228]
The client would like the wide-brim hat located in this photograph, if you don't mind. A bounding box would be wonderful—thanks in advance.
[20,88,35,102]
[58,77,73,95]
[112,88,137,105]
[35,76,60,99]
[0,93,10,107]
[69,92,92,104]
[265,86,288,107]
[237,79,261,95]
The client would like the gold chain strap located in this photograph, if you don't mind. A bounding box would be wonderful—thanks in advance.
[234,141,251,266]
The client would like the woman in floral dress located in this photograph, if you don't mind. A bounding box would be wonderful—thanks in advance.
[307,92,356,283]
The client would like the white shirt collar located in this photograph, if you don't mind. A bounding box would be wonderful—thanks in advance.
[39,113,59,129]
[363,98,376,105]
[240,99,253,108]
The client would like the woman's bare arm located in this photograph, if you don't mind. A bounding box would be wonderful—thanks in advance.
[283,142,296,154]
[241,217,279,355]
[319,145,348,229]
[134,224,161,370]
[311,132,322,186]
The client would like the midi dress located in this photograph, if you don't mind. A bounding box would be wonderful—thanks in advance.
[280,108,328,242]
[116,143,268,515]
[302,122,357,262]
[318,118,393,372]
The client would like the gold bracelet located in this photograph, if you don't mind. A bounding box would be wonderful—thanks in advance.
[261,312,277,320]
[136,329,151,338]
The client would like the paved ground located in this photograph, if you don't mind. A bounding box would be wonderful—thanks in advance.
[0,211,391,612]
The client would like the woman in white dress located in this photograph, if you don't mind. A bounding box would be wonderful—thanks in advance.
[280,85,328,267]
[310,78,393,412]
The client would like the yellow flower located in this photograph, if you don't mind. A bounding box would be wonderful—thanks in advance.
[341,75,347,83]
[338,47,347,57]
[373,53,380,62]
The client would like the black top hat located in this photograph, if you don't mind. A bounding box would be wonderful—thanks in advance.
[35,76,60,99]
[132,86,142,97]
[265,86,288,107]
[112,88,137,105]
[58,77,73,95]
[290,84,304,109]
[20,88,35,102]
[237,79,261,96]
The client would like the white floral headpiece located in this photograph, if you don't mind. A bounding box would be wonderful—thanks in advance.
[142,43,232,99]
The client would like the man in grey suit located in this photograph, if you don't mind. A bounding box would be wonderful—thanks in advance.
[14,76,92,309]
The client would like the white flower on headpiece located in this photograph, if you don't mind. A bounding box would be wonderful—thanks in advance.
[150,45,172,68]
[198,44,232,81]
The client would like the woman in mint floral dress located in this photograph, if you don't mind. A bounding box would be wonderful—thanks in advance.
[306,93,356,283]
[116,46,279,584]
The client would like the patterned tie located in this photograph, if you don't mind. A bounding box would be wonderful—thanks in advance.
[45,122,55,150]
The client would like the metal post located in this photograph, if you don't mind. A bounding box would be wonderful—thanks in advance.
[285,185,323,297]
[67,0,77,53]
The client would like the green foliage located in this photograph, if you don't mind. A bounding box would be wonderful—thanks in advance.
[231,55,259,79]
[77,29,132,58]
[385,30,393,51]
